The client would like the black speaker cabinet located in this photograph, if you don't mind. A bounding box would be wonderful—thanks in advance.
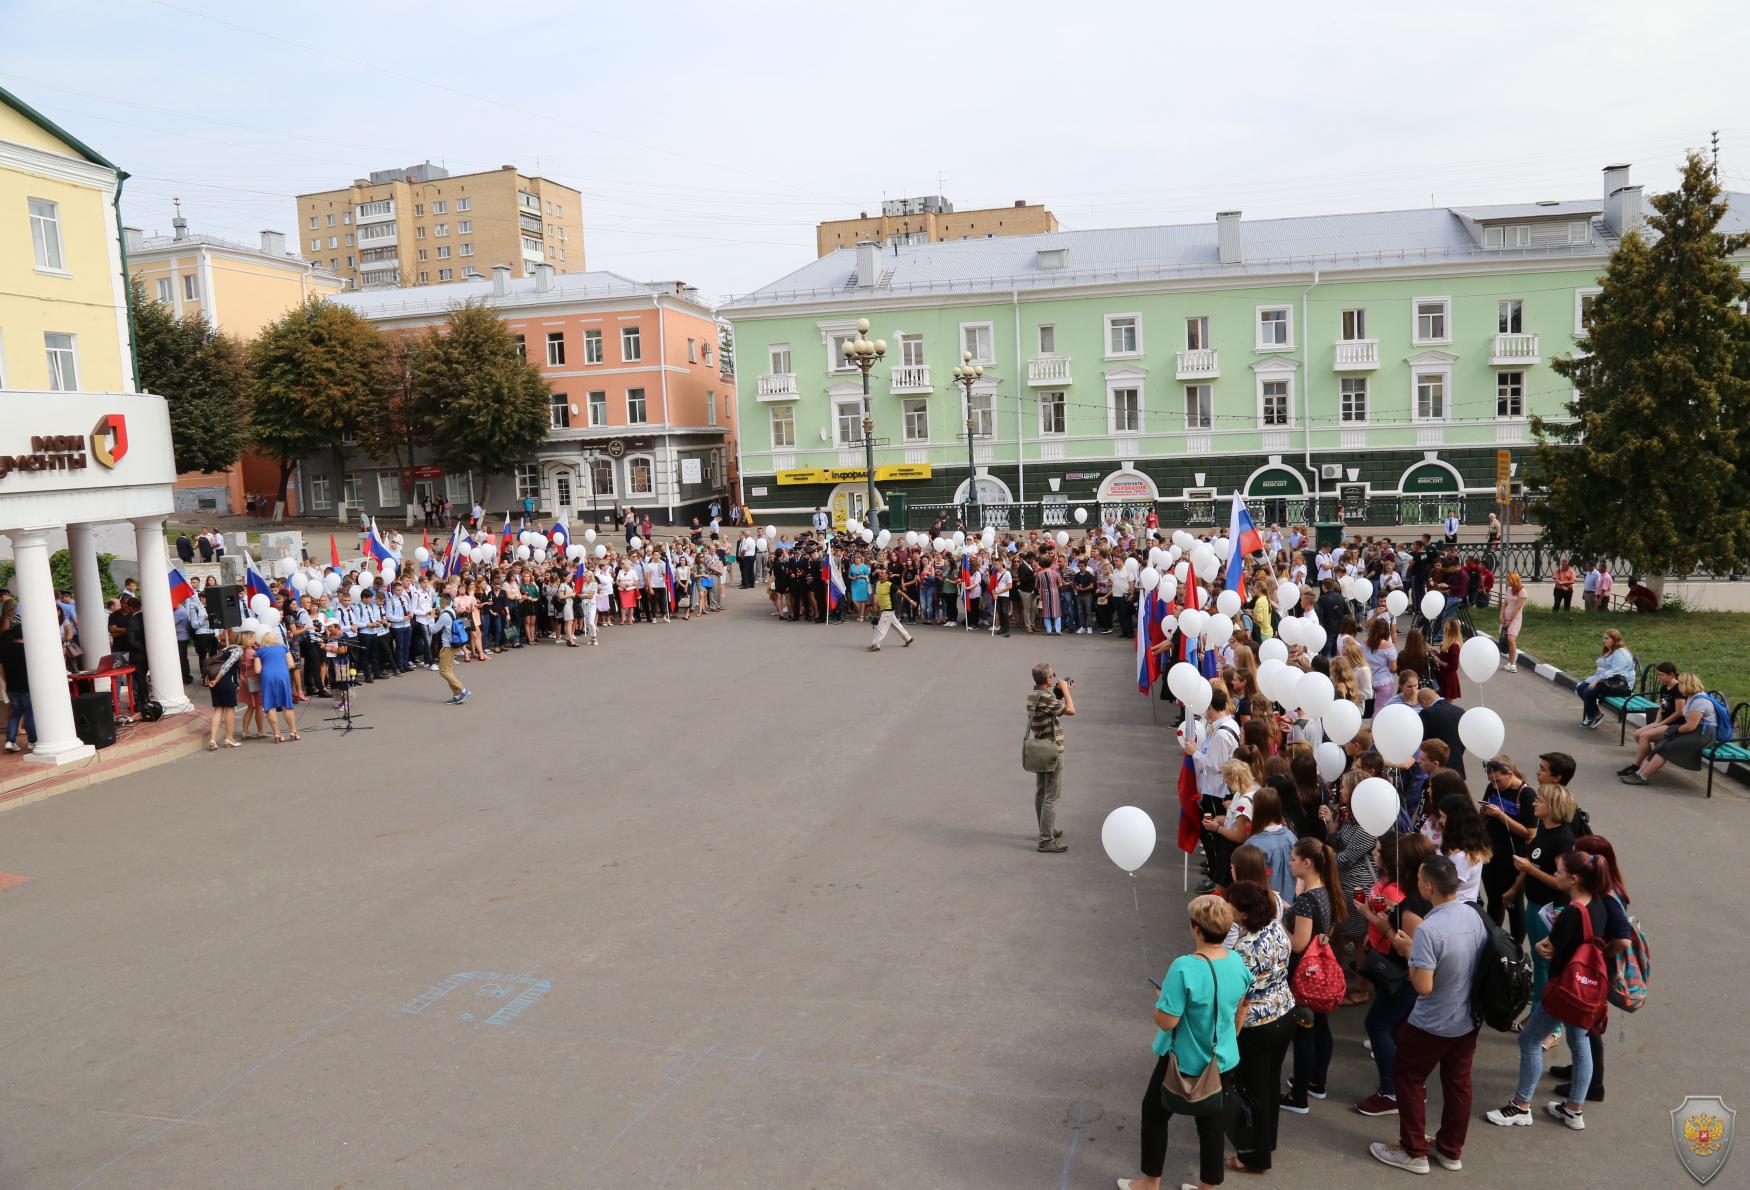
[71,690,117,749]
[203,583,244,629]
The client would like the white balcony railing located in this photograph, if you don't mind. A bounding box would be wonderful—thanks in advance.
[1491,333,1540,364]
[772,452,797,469]
[974,445,995,464]
[756,372,798,400]
[1038,441,1065,460]
[356,226,397,247]
[1175,348,1219,379]
[355,202,395,224]
[889,363,932,393]
[1417,424,1447,446]
[1496,420,1529,444]
[1028,354,1072,385]
[1262,429,1291,451]
[358,254,400,271]
[1341,427,1368,449]
[1333,339,1380,369]
[905,446,930,464]
[1186,431,1212,453]
[838,449,863,466]
[360,270,401,288]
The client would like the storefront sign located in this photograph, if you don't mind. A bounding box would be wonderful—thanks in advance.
[0,393,175,495]
[681,458,703,485]
[1065,471,1101,481]
[400,463,443,480]
[750,486,769,497]
[1402,464,1458,493]
[1103,478,1155,500]
[775,464,933,485]
[0,434,89,479]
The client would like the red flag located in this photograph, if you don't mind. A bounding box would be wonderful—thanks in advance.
[330,534,340,568]
[422,527,431,552]
[1177,754,1202,854]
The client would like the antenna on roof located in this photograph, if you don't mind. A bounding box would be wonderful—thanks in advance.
[1712,129,1721,178]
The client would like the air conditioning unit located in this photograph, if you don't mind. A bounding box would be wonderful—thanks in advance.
[1320,463,1343,480]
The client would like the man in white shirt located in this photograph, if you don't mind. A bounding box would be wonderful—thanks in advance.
[1442,513,1460,544]
[812,507,830,535]
[1183,688,1242,805]
[989,558,1014,637]
[1315,548,1335,582]
[644,550,670,623]
[736,531,757,588]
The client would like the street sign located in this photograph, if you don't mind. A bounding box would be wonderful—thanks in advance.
[1495,449,1511,487]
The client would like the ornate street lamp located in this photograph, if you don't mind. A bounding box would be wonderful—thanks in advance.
[953,351,985,529]
[842,317,886,530]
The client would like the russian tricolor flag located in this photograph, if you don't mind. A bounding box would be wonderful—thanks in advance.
[168,567,196,605]
[824,545,845,611]
[1225,494,1265,600]
[365,519,395,565]
[243,553,272,601]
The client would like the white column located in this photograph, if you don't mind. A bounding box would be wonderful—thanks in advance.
[132,515,194,714]
[7,529,94,766]
[66,523,111,672]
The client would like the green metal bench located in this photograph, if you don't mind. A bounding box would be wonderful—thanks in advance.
[1605,663,1661,744]
[1700,698,1750,799]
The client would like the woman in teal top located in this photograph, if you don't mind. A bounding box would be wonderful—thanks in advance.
[1122,895,1252,1190]
[849,556,872,620]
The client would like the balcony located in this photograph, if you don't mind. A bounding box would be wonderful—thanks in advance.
[1496,420,1529,445]
[1262,429,1291,451]
[1186,431,1212,453]
[1028,354,1072,385]
[356,227,398,248]
[889,363,932,394]
[1038,441,1065,460]
[756,372,798,401]
[355,202,395,225]
[519,214,544,236]
[1341,427,1367,449]
[1175,348,1219,380]
[1491,333,1541,365]
[1333,339,1380,370]
[1417,424,1447,446]
[358,253,400,271]
[360,270,401,288]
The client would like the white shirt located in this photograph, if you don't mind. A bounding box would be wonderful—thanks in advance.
[1191,715,1241,800]
[738,537,755,557]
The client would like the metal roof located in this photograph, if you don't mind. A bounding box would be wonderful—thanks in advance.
[1449,200,1603,221]
[329,269,687,320]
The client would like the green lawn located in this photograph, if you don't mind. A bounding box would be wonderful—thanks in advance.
[1472,605,1750,708]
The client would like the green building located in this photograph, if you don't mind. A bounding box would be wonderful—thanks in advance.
[725,163,1748,531]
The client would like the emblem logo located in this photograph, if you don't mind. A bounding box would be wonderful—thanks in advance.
[90,413,129,468]
[607,439,625,458]
[1672,1096,1736,1185]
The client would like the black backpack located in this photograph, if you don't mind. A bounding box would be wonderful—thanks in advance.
[1469,902,1532,1032]
[1570,805,1595,841]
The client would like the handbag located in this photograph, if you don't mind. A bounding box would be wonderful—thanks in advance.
[1021,728,1060,773]
[1159,955,1228,1117]
[1290,933,1346,1014]
[201,652,226,682]
[1362,946,1409,996]
[1225,1078,1257,1152]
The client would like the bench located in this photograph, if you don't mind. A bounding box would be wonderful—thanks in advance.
[1606,663,1663,745]
[1700,698,1750,799]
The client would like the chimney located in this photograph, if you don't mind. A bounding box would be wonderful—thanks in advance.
[122,226,144,253]
[491,264,511,297]
[1601,163,1642,235]
[1015,199,1027,208]
[1216,211,1242,264]
[855,239,880,289]
[259,229,286,256]
[171,197,188,242]
[535,262,554,292]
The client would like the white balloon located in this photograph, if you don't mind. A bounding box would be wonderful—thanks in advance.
[629,536,643,550]
[877,529,892,548]
[249,593,271,614]
[1323,699,1362,745]
[1184,676,1213,715]
[1459,635,1502,683]
[260,607,281,626]
[1277,617,1302,648]
[239,617,261,634]
[379,563,396,581]
[1214,536,1232,562]
[1301,621,1327,654]
[1351,777,1401,836]
[1316,740,1347,782]
[1458,705,1506,759]
[1420,589,1446,620]
[966,541,980,555]
[1216,589,1241,617]
[1174,561,1190,585]
[933,538,949,553]
[953,530,966,546]
[1386,590,1409,617]
[861,528,875,544]
[594,544,607,558]
[324,573,342,592]
[1160,614,1178,637]
[1101,805,1157,873]
[1056,531,1070,547]
[288,573,307,593]
[1159,576,1178,603]
[565,544,582,561]
[904,531,919,548]
[982,525,996,543]
[414,546,431,564]
[1351,578,1373,606]
[1204,615,1234,648]
[347,585,362,600]
[1178,608,1206,639]
[1190,543,1215,570]
[1277,580,1301,608]
[1148,547,1167,570]
[846,517,861,533]
[1167,661,1203,702]
[1298,672,1336,718]
[1256,658,1286,701]
[1167,545,1183,565]
[515,545,531,560]
[1258,637,1288,664]
[1373,703,1424,766]
[1173,531,1195,551]
[1271,668,1302,711]
[1124,557,1140,577]
[1193,553,1219,582]
[585,527,598,544]
[532,548,546,562]
[1074,506,1089,524]
[763,525,776,540]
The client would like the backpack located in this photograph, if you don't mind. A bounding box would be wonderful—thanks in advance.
[1290,934,1345,1015]
[1702,692,1734,742]
[1569,803,1595,841]
[443,612,468,647]
[1468,902,1533,1032]
[1607,895,1651,1013]
[1541,903,1609,1033]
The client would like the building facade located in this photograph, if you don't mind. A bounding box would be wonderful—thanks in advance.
[732,165,1750,531]
[0,85,191,765]
[299,266,735,527]
[294,161,583,291]
[126,215,347,516]
[816,196,1059,257]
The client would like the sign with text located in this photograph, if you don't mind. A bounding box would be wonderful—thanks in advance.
[680,458,703,485]
[775,464,933,486]
[0,392,174,493]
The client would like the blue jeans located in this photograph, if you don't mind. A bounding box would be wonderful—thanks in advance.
[1365,976,1418,1095]
[1576,679,1603,719]
[1515,1002,1591,1105]
[5,690,35,745]
[920,583,937,621]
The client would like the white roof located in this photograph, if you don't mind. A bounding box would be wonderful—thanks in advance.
[330,269,707,320]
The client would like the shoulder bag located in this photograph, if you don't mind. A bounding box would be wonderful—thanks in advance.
[1021,721,1061,773]
[1159,955,1228,1117]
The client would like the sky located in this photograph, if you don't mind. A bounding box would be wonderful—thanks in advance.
[5,0,1747,301]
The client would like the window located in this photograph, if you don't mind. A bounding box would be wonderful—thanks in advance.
[1105,314,1140,357]
[768,342,791,374]
[28,199,63,271]
[1183,384,1211,429]
[546,201,554,215]
[432,200,446,214]
[1414,298,1450,343]
[1340,377,1368,423]
[415,227,426,240]
[1111,386,1141,433]
[626,388,647,423]
[584,329,603,364]
[702,341,712,366]
[829,332,858,373]
[377,472,402,506]
[590,456,615,497]
[1569,220,1590,243]
[899,333,925,366]
[344,233,354,246]
[546,331,565,366]
[1498,299,1523,334]
[326,213,335,227]
[706,390,716,424]
[327,236,337,249]
[309,474,332,511]
[183,274,199,301]
[341,472,362,507]
[436,245,451,259]
[621,326,642,362]
[444,473,468,502]
[310,238,321,253]
[513,335,526,360]
[417,248,429,262]
[902,397,929,441]
[460,243,473,257]
[627,456,654,497]
[1038,324,1056,355]
[587,391,606,425]
[419,272,429,284]
[457,220,471,234]
[1340,308,1367,341]
[968,389,995,438]
[1497,371,1524,417]
[330,259,338,271]
[961,321,995,365]
[414,203,424,216]
[1040,390,1067,435]
[1576,288,1601,336]
[1483,226,1504,248]
[1184,316,1209,351]
[835,398,863,446]
[515,463,541,501]
[687,337,697,364]
[1260,379,1290,426]
[550,391,570,428]
[1256,306,1292,349]
[1415,372,1447,420]
[359,221,395,242]
[308,215,318,230]
[438,268,452,281]
[346,255,353,267]
[433,223,448,237]
[457,197,471,211]
[557,203,564,218]
[360,199,393,218]
[770,403,796,447]
[155,277,172,303]
[521,236,542,254]
[342,212,351,225]
[44,333,77,390]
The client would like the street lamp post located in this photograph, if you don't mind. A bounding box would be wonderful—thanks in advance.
[953,351,985,529]
[842,317,886,530]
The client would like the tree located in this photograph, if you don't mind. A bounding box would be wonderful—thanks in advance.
[415,301,550,504]
[1535,151,1750,575]
[356,334,437,523]
[717,320,735,379]
[249,298,390,518]
[131,282,251,474]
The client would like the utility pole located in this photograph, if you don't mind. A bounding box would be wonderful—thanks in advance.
[842,318,887,531]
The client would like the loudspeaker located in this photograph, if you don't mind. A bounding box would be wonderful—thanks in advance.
[203,583,244,629]
[71,690,117,749]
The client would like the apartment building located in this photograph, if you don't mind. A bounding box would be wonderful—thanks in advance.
[294,161,583,291]
[731,164,1750,531]
[299,265,734,527]
[816,195,1059,257]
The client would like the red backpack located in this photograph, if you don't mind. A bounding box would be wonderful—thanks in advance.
[1541,902,1609,1033]
[1291,934,1346,1015]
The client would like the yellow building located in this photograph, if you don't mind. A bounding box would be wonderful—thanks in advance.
[295,161,584,290]
[816,195,1059,257]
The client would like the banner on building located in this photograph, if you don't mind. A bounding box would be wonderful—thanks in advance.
[775,464,933,486]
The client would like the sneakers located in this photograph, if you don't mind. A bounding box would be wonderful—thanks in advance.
[1581,714,1603,729]
[1618,771,1648,785]
[1545,1101,1586,1130]
[1354,1092,1399,1116]
[1554,1082,1605,1102]
[1424,1140,1463,1171]
[1368,1143,1429,1174]
[1036,839,1068,853]
[454,689,472,704]
[2,740,19,753]
[1485,1101,1533,1127]
[1504,662,1518,672]
[1307,1084,1328,1100]
[1281,1085,1310,1115]
[1614,765,1637,777]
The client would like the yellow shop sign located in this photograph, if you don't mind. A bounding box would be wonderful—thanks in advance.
[775,464,933,485]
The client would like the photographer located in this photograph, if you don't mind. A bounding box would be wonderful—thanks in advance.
[1026,662,1075,854]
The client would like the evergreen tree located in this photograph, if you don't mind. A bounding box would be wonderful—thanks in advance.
[1537,152,1750,574]
[131,282,251,474]
[249,298,390,516]
[717,321,735,379]
[415,301,550,501]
